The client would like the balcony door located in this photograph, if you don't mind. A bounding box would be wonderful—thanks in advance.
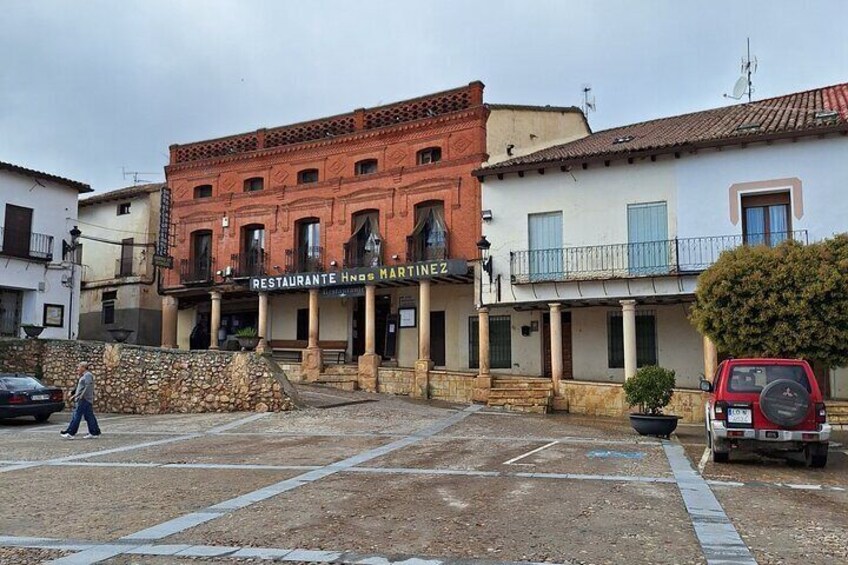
[242,224,265,276]
[3,204,33,258]
[409,201,447,261]
[528,212,563,281]
[742,192,790,247]
[296,219,320,272]
[347,210,381,267]
[627,202,668,276]
[191,231,212,281]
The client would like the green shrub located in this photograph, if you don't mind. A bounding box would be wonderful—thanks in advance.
[235,326,258,338]
[623,366,676,415]
[691,235,848,367]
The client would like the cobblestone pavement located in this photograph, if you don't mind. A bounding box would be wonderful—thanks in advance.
[1,385,846,564]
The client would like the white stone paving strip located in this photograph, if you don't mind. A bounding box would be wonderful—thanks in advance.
[45,405,483,564]
[2,534,570,565]
[662,441,757,565]
[206,411,271,433]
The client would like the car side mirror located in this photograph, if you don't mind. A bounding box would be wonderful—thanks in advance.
[699,379,713,393]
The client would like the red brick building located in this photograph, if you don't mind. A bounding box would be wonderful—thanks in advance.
[160,82,588,388]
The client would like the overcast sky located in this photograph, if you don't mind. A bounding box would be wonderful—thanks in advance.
[1,0,846,193]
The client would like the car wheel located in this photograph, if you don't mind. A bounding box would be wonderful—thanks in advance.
[712,437,730,463]
[34,414,50,423]
[806,444,828,468]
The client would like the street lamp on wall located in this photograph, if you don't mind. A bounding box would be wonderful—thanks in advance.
[62,226,82,340]
[476,235,493,284]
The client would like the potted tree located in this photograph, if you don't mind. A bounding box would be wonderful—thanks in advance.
[623,365,681,438]
[235,326,260,351]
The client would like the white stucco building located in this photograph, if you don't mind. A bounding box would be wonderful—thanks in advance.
[0,161,91,340]
[78,183,164,345]
[475,82,848,399]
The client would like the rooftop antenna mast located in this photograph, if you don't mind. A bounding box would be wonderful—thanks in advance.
[121,166,160,185]
[723,37,758,103]
[581,84,596,116]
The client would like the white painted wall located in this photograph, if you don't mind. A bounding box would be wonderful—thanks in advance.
[0,169,82,339]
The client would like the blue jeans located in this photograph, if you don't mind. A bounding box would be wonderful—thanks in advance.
[65,399,101,436]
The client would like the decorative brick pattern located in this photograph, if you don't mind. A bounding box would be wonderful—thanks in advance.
[265,117,356,148]
[364,90,472,129]
[174,134,259,163]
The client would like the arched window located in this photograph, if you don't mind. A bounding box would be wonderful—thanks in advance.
[183,229,213,283]
[244,177,264,192]
[354,159,378,176]
[346,210,382,267]
[238,224,265,276]
[297,169,319,184]
[194,184,213,199]
[408,201,447,261]
[417,147,442,165]
[292,218,321,272]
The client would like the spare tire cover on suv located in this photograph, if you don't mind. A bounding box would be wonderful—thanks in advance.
[759,379,810,427]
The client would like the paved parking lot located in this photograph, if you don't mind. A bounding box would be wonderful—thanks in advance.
[1,386,846,565]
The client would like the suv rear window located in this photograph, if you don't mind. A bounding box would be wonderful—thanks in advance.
[727,364,811,393]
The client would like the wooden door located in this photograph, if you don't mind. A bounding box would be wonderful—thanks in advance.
[542,312,573,379]
[3,204,33,258]
[431,311,446,367]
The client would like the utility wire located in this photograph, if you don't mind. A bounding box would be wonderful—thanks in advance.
[80,234,156,247]
[74,218,157,236]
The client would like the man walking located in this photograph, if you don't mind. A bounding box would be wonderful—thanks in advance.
[60,362,102,439]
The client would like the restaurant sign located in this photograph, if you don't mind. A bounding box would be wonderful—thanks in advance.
[249,259,468,292]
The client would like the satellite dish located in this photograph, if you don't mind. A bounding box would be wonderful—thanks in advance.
[732,76,747,99]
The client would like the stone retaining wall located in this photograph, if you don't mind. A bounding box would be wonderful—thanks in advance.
[557,380,706,423]
[429,370,475,403]
[0,338,293,414]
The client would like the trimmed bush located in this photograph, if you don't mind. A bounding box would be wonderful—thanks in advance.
[623,366,676,415]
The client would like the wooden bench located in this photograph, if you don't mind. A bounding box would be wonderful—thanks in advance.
[270,340,348,365]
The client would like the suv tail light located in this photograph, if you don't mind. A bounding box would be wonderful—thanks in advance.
[713,401,728,421]
[815,402,827,424]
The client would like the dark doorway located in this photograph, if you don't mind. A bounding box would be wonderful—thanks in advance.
[353,295,392,359]
[542,312,573,379]
[3,204,33,258]
[431,311,446,367]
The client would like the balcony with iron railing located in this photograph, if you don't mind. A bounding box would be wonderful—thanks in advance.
[285,246,323,273]
[0,227,54,262]
[231,250,268,278]
[179,256,215,285]
[509,231,808,284]
[343,242,382,268]
[406,229,450,262]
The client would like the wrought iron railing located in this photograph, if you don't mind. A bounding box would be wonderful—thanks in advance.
[285,247,323,273]
[406,230,449,262]
[231,250,267,278]
[115,257,134,277]
[343,242,382,268]
[180,256,214,284]
[0,227,54,261]
[510,231,808,284]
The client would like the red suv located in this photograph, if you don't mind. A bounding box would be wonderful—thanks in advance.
[701,359,830,467]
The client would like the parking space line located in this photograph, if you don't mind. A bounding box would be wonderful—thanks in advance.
[662,441,757,564]
[4,534,570,565]
[207,412,271,433]
[697,447,710,474]
[504,440,558,465]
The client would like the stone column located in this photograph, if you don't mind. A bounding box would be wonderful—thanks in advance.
[160,295,178,349]
[549,303,563,395]
[209,291,222,350]
[257,291,269,353]
[472,307,491,403]
[358,285,380,392]
[302,288,323,380]
[703,335,718,382]
[413,279,433,398]
[621,299,637,380]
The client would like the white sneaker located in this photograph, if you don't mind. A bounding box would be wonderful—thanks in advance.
[83,433,100,439]
[60,432,75,440]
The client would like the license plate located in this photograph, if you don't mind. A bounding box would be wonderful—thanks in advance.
[31,394,49,401]
[727,407,752,424]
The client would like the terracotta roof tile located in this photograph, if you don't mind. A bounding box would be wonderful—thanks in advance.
[0,160,91,193]
[79,183,165,206]
[477,82,848,175]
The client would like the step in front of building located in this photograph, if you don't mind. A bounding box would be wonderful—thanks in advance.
[828,401,848,425]
[487,376,553,414]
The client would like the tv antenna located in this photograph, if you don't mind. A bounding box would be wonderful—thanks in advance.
[723,37,757,103]
[121,166,160,185]
[581,84,596,116]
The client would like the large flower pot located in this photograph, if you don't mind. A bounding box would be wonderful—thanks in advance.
[108,328,134,343]
[22,325,44,339]
[629,414,681,438]
[237,336,260,351]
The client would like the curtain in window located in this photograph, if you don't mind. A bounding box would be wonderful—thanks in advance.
[411,203,446,260]
[768,204,789,245]
[348,212,381,267]
[744,207,766,246]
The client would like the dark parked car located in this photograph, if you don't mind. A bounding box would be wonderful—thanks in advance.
[0,373,65,423]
